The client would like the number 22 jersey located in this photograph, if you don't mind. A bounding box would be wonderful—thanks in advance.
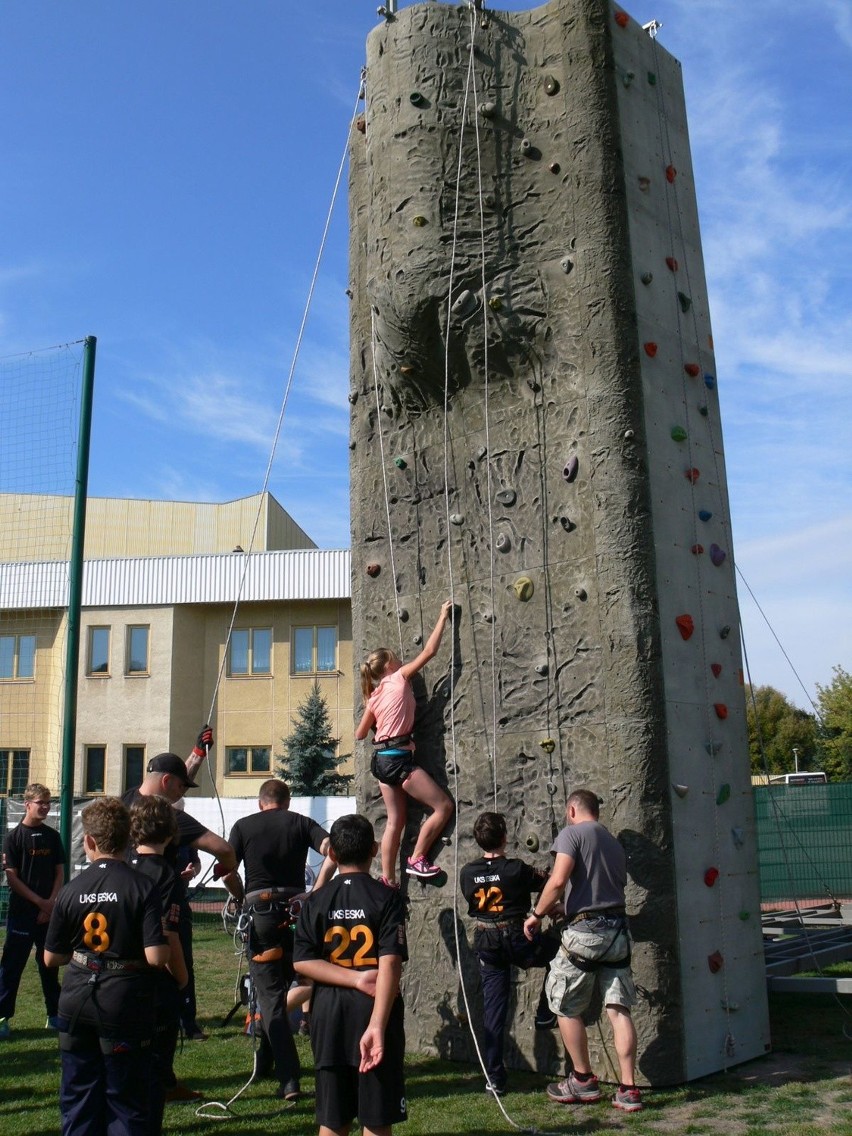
[293,872,407,1067]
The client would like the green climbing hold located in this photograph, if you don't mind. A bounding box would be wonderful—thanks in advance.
[647,72,657,86]
[716,784,731,805]
[671,426,687,442]
[409,91,425,107]
[394,457,407,469]
[738,911,750,922]
[677,292,692,313]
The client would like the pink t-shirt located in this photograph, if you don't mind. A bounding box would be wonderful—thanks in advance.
[368,669,415,749]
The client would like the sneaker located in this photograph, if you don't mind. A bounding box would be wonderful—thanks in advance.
[275,1079,301,1101]
[0,1018,9,1040]
[405,855,441,878]
[613,1085,643,1112]
[546,1072,602,1103]
[485,1081,506,1096]
[379,875,400,890]
[534,1007,557,1030]
[45,1015,61,1030]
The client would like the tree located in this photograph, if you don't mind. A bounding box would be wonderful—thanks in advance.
[744,684,819,777]
[815,666,852,782]
[277,681,352,795]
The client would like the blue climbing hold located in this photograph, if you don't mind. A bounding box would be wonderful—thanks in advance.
[698,510,712,522]
[705,373,716,390]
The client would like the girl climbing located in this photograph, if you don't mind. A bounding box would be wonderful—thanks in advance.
[356,600,456,885]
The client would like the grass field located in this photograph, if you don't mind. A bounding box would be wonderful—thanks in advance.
[2,920,852,1135]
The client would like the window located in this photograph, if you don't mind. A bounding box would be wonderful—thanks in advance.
[0,750,30,796]
[0,634,36,679]
[226,746,272,776]
[87,627,110,675]
[126,626,149,675]
[228,628,272,676]
[292,626,337,674]
[84,746,106,794]
[123,745,145,792]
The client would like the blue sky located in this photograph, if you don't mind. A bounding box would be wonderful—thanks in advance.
[1,1,849,715]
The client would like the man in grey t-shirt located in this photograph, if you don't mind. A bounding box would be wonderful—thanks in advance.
[523,789,642,1113]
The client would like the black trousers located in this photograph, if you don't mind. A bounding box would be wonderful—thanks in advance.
[248,904,300,1088]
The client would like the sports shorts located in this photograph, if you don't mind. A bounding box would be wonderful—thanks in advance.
[371,748,416,788]
[315,1062,407,1130]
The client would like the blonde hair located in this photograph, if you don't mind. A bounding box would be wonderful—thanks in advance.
[360,649,395,702]
[24,783,51,803]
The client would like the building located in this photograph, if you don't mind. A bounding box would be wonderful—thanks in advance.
[0,492,353,798]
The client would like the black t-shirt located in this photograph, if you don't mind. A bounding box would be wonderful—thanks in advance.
[2,821,66,919]
[128,851,182,935]
[459,856,547,922]
[229,808,328,893]
[123,787,208,902]
[294,872,407,1067]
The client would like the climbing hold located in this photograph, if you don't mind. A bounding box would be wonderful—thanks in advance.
[543,75,560,95]
[622,70,635,88]
[563,456,579,483]
[488,295,503,311]
[366,564,381,578]
[638,176,650,193]
[483,612,493,623]
[699,405,709,417]
[540,738,556,754]
[449,513,464,526]
[520,138,533,154]
[513,576,534,601]
[705,373,716,389]
[719,625,731,639]
[479,101,496,118]
[409,91,425,107]
[534,663,548,676]
[690,544,704,555]
[484,193,495,208]
[546,782,558,795]
[643,342,658,357]
[711,663,722,678]
[738,911,750,922]
[707,951,724,974]
[665,164,677,183]
[525,834,540,852]
[721,999,740,1012]
[716,783,731,805]
[698,509,712,522]
[705,741,722,755]
[398,608,409,623]
[413,634,422,646]
[394,457,407,469]
[560,256,573,274]
[665,256,678,272]
[640,272,653,285]
[675,614,694,640]
[677,292,692,313]
[412,215,427,227]
[684,363,701,377]
[731,827,744,848]
[647,71,657,86]
[704,867,719,888]
[671,426,687,442]
[559,516,575,533]
[452,290,478,318]
[549,161,561,174]
[685,468,700,483]
[614,10,629,27]
[709,544,726,567]
[496,488,516,506]
[714,703,728,720]
[624,429,635,440]
[495,533,511,552]
[355,116,366,134]
[476,445,487,460]
[672,783,689,798]
[348,391,358,404]
[574,587,587,601]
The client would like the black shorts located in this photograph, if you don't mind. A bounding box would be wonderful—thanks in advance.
[371,748,416,788]
[315,1062,407,1130]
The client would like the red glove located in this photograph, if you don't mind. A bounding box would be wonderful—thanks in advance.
[193,725,214,759]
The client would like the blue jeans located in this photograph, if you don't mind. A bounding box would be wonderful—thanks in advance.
[0,913,61,1019]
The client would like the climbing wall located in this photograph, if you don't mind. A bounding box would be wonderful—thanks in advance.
[348,0,769,1084]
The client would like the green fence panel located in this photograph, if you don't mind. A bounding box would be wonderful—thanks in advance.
[754,783,852,904]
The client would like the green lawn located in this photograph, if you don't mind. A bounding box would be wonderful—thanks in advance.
[1,920,852,1135]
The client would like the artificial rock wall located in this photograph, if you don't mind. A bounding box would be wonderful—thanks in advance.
[348,0,769,1084]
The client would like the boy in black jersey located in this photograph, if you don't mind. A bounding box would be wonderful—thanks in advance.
[45,798,169,1136]
[294,814,408,1136]
[129,796,191,1128]
[459,812,558,1095]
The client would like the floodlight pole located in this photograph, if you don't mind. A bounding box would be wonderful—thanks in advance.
[59,335,96,878]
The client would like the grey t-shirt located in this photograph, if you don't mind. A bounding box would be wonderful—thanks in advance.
[551,820,626,915]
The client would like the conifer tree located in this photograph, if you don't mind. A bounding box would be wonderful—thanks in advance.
[277,680,352,795]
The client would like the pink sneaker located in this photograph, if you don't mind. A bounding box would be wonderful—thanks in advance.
[379,876,400,890]
[405,855,441,878]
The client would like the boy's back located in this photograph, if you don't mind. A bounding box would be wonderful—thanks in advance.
[460,854,547,921]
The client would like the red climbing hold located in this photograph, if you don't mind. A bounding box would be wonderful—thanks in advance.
[366,563,381,578]
[704,867,720,888]
[690,544,703,555]
[708,951,724,974]
[684,363,701,377]
[643,342,658,357]
[711,663,722,678]
[614,10,629,27]
[666,256,679,272]
[714,703,728,720]
[665,164,677,183]
[685,468,700,483]
[676,614,694,640]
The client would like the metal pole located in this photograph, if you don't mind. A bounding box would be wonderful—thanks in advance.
[59,335,96,878]
[793,747,800,774]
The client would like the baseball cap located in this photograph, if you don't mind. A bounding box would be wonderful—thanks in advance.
[147,752,198,788]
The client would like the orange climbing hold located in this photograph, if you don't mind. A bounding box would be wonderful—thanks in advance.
[666,256,679,272]
[614,10,629,27]
[684,363,701,377]
[685,468,700,483]
[690,544,704,555]
[643,342,658,357]
[714,703,728,720]
[676,614,694,640]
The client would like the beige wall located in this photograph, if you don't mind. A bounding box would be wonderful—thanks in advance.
[0,610,66,790]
